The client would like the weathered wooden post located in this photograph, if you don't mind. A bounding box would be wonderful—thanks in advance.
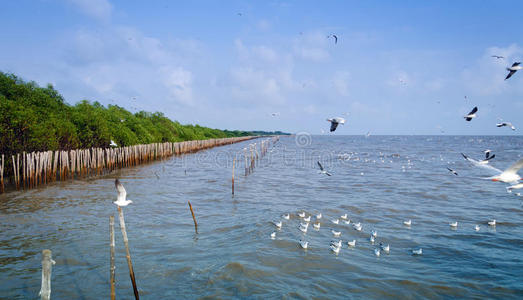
[117,206,139,299]
[39,249,55,300]
[110,216,116,300]
[0,154,3,193]
[188,201,198,233]
[232,158,235,196]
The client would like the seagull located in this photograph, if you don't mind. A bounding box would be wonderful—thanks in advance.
[491,55,504,59]
[270,232,276,239]
[374,248,381,257]
[299,240,308,249]
[303,216,311,222]
[331,240,342,248]
[353,223,362,231]
[273,221,282,229]
[313,223,321,230]
[507,183,523,191]
[371,230,378,238]
[488,219,496,226]
[330,244,341,254]
[326,117,346,132]
[412,248,423,255]
[340,214,348,220]
[328,34,338,44]
[370,235,375,243]
[114,179,133,206]
[474,225,480,231]
[332,230,341,237]
[403,219,412,226]
[505,62,522,80]
[317,161,332,176]
[496,122,516,130]
[331,219,339,224]
[447,167,458,176]
[300,222,309,228]
[461,152,495,165]
[488,157,523,183]
[110,140,118,147]
[464,107,478,121]
[450,221,458,228]
[347,240,356,247]
[380,243,390,253]
[282,213,290,220]
[299,224,308,233]
[316,213,322,219]
[343,220,351,225]
[298,211,306,218]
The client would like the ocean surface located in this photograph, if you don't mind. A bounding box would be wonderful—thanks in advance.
[1,135,522,299]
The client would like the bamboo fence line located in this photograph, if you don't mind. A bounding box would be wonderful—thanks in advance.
[0,136,257,193]
[235,136,280,184]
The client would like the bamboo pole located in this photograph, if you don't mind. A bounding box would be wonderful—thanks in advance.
[117,206,139,300]
[232,158,235,196]
[39,249,55,300]
[188,201,198,234]
[109,216,116,300]
[0,154,3,193]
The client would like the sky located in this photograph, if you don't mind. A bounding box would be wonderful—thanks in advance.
[1,0,522,135]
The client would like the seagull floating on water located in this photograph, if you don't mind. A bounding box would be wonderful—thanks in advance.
[353,223,362,231]
[317,161,332,176]
[273,221,282,229]
[270,232,276,239]
[303,216,311,222]
[496,122,516,130]
[340,214,348,220]
[282,213,290,220]
[313,223,321,230]
[332,230,341,237]
[343,220,351,225]
[488,219,496,226]
[331,240,342,248]
[464,107,478,121]
[298,211,306,218]
[326,117,346,132]
[299,224,308,233]
[370,235,375,243]
[505,62,522,80]
[412,248,423,255]
[347,240,356,247]
[331,219,339,224]
[330,244,341,254]
[316,213,322,219]
[403,219,412,226]
[114,179,132,206]
[450,221,458,228]
[374,248,381,257]
[380,243,390,253]
[474,225,480,231]
[371,230,378,238]
[299,240,308,249]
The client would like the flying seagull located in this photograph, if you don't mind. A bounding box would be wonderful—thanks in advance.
[110,140,118,147]
[317,161,332,176]
[491,55,504,59]
[505,62,522,80]
[327,117,346,132]
[496,122,516,130]
[114,179,133,206]
[447,167,458,176]
[461,152,495,165]
[488,157,523,183]
[464,107,478,121]
[328,34,338,44]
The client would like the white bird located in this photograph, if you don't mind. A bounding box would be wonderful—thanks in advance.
[114,179,132,206]
[507,183,523,191]
[380,243,390,253]
[326,117,346,132]
[330,244,341,254]
[370,235,375,243]
[347,240,356,247]
[464,107,478,121]
[374,248,381,257]
[474,225,480,231]
[447,167,458,176]
[298,211,306,218]
[371,230,377,238]
[353,223,362,231]
[316,213,322,219]
[273,221,282,229]
[343,220,351,225]
[282,213,290,220]
[332,230,341,237]
[299,240,308,249]
[110,140,118,147]
[331,219,339,224]
[505,62,522,80]
[403,219,412,226]
[270,232,276,239]
[331,240,342,248]
[340,214,348,220]
[317,161,332,176]
[412,248,423,255]
[488,219,496,226]
[488,158,523,183]
[450,221,458,228]
[303,216,311,222]
[299,225,308,233]
[496,122,516,130]
[313,223,321,230]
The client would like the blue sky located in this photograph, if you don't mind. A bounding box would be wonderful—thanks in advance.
[1,0,522,135]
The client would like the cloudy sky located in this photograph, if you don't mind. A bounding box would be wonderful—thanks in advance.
[1,0,522,135]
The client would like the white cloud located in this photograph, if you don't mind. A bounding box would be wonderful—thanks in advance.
[293,31,330,62]
[67,0,112,22]
[162,67,194,105]
[332,71,350,96]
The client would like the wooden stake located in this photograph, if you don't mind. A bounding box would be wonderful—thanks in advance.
[39,249,54,300]
[188,201,198,234]
[117,206,139,300]
[232,158,235,196]
[110,216,116,300]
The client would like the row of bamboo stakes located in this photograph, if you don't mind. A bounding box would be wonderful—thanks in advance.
[0,136,256,193]
[232,136,280,195]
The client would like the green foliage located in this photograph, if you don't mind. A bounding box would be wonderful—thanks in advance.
[0,72,284,157]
